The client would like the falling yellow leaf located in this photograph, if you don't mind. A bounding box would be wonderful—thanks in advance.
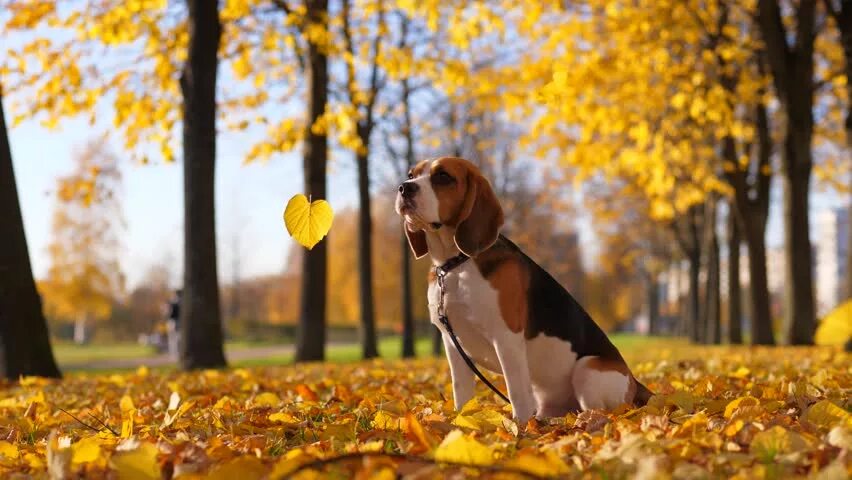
[283,194,334,250]
[434,430,496,466]
[109,443,160,480]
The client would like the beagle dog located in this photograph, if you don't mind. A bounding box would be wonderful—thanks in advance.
[395,157,652,422]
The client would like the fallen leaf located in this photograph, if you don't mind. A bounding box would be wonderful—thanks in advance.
[434,430,495,466]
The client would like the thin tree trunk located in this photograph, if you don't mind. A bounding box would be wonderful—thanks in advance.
[674,205,704,343]
[728,209,743,344]
[179,0,226,369]
[400,63,416,359]
[400,230,415,358]
[357,151,378,359]
[688,253,702,343]
[296,0,330,362]
[73,318,88,345]
[704,199,721,345]
[0,87,61,379]
[646,272,660,335]
[432,326,442,356]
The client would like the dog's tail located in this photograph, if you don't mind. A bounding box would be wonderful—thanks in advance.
[633,379,654,406]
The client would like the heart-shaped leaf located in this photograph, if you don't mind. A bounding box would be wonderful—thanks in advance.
[283,194,334,250]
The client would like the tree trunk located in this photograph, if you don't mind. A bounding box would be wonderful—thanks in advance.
[703,198,721,345]
[0,87,61,380]
[432,327,443,356]
[783,153,816,344]
[757,0,817,345]
[728,209,743,344]
[296,0,330,362]
[356,151,378,359]
[400,66,417,359]
[688,250,701,343]
[830,0,852,299]
[400,230,415,358]
[179,0,226,369]
[726,102,774,345]
[73,318,88,345]
[646,272,660,335]
[745,226,775,345]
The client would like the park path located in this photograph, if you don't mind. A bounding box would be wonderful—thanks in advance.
[60,344,300,371]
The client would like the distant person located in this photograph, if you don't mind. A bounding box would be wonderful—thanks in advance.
[166,289,182,359]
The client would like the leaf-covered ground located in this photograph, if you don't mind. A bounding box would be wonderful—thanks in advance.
[0,345,849,479]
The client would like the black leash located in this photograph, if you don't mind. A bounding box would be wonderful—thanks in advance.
[436,254,511,405]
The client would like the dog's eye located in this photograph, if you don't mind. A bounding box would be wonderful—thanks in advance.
[432,171,454,184]
[407,172,414,180]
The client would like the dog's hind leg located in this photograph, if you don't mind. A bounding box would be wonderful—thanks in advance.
[571,356,634,411]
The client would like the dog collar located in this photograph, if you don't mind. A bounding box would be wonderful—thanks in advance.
[436,253,469,277]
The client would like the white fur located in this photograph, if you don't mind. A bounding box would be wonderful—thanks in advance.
[396,159,441,228]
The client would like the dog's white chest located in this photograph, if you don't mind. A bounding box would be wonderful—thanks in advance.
[428,263,503,372]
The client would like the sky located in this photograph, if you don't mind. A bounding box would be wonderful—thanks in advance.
[11,111,364,290]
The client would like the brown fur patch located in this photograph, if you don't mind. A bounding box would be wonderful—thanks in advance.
[430,157,477,226]
[476,250,529,333]
[410,159,431,177]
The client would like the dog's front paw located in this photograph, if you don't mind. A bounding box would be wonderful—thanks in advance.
[512,406,536,425]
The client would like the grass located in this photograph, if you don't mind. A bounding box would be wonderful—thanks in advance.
[52,342,156,364]
[55,333,689,371]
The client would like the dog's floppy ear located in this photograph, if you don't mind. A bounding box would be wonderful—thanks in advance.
[405,224,429,259]
[454,172,504,257]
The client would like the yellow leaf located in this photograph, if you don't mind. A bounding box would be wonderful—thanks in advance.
[372,411,402,430]
[802,400,852,430]
[724,396,760,419]
[208,456,268,480]
[120,395,135,414]
[283,194,334,250]
[253,392,281,407]
[0,441,19,459]
[504,451,570,477]
[71,436,102,465]
[269,449,313,480]
[434,430,495,466]
[750,426,808,460]
[269,412,301,424]
[403,413,434,449]
[109,443,160,480]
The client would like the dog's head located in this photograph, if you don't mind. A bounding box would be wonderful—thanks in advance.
[395,157,504,259]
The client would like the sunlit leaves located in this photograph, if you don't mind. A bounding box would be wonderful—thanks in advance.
[0,346,850,477]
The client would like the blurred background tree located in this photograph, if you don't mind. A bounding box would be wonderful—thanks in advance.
[39,138,125,345]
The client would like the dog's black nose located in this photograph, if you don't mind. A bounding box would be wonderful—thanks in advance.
[399,181,418,198]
